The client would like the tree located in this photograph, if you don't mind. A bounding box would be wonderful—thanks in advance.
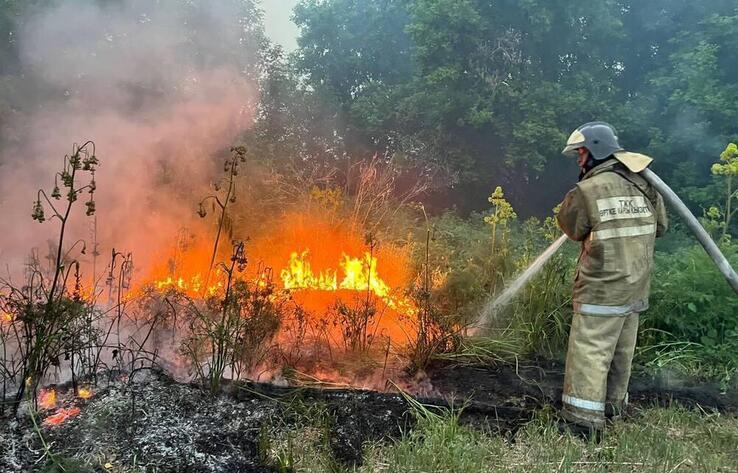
[254,0,738,215]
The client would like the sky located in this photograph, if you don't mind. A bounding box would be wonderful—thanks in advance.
[262,0,300,51]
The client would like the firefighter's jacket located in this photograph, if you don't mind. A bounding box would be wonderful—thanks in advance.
[557,159,668,315]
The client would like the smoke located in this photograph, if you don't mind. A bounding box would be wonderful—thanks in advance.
[0,0,263,280]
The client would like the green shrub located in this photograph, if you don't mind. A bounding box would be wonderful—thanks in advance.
[643,243,738,379]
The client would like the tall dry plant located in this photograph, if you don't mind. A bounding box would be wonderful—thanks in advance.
[406,207,461,374]
[1,142,100,413]
[179,241,283,392]
[348,153,430,234]
[198,146,248,292]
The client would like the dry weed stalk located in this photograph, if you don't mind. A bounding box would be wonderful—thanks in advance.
[348,153,430,234]
[406,207,462,374]
[179,241,283,391]
[0,142,159,418]
[198,146,248,293]
[0,142,101,413]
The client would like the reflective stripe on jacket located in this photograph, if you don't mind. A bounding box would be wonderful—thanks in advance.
[557,159,668,315]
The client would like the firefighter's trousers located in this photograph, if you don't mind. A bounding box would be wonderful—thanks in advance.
[562,311,639,429]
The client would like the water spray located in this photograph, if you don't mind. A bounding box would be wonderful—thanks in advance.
[472,234,568,332]
[472,165,738,333]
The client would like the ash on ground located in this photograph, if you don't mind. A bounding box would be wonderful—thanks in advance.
[2,374,271,472]
[2,363,736,472]
[0,371,411,472]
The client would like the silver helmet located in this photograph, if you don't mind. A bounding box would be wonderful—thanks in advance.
[562,121,623,160]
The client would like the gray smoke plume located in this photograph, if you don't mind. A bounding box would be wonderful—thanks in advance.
[0,0,264,280]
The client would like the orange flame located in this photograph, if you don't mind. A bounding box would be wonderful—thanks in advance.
[152,272,223,297]
[43,407,81,426]
[77,387,93,399]
[133,211,417,343]
[39,389,57,410]
[280,250,413,312]
[139,238,226,298]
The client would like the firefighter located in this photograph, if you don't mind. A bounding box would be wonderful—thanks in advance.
[556,122,668,435]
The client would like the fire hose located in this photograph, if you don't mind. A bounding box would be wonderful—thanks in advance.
[641,168,738,293]
[474,166,738,330]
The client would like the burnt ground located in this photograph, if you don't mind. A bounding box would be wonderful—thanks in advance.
[1,362,737,472]
[426,359,738,415]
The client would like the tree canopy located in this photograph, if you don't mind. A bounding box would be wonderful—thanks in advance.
[264,0,738,215]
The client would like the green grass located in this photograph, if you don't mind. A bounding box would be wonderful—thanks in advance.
[504,406,738,472]
[283,404,738,472]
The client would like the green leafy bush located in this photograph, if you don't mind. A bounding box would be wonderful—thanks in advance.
[643,243,738,379]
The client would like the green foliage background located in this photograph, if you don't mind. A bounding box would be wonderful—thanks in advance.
[267,0,738,219]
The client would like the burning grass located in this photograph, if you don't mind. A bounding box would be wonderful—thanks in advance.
[38,389,57,410]
[110,206,427,391]
[250,210,419,348]
[1,146,461,419]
